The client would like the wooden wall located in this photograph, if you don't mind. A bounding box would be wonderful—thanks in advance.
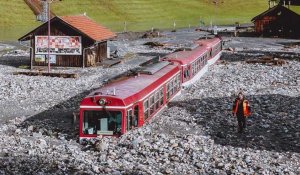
[30,19,108,68]
[85,42,107,67]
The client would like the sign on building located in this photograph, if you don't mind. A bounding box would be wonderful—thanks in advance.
[35,36,82,55]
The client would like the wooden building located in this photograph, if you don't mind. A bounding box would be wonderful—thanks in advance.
[19,15,116,68]
[251,5,300,38]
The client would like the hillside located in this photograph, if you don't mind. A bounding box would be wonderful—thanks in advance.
[0,0,292,41]
[0,0,40,41]
[51,0,269,31]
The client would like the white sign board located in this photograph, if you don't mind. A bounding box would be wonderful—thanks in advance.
[46,55,56,64]
[35,36,82,55]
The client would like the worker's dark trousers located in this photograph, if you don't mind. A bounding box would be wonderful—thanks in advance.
[237,115,246,132]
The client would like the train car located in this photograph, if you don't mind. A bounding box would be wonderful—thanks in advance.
[197,37,223,65]
[162,46,209,86]
[163,37,222,86]
[79,62,181,143]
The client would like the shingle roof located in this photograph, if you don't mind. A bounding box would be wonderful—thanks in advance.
[19,15,116,42]
[251,5,300,22]
[59,15,116,41]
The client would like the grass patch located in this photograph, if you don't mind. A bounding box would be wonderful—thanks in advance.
[18,65,30,69]
[51,0,269,31]
[4,0,300,40]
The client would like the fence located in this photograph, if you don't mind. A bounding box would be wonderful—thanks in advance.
[104,17,251,32]
[0,17,251,41]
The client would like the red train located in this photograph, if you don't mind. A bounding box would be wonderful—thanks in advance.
[79,37,222,143]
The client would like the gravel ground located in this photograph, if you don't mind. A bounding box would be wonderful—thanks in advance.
[0,31,299,174]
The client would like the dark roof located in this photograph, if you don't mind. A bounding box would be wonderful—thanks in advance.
[19,15,116,42]
[251,5,300,22]
[279,0,300,6]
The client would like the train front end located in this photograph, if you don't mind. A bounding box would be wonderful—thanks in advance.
[79,92,125,143]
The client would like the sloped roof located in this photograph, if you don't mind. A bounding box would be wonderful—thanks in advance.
[19,15,116,42]
[252,5,300,22]
[59,15,116,41]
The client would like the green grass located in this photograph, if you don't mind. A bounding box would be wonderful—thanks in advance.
[0,0,40,41]
[3,0,300,41]
[52,0,269,31]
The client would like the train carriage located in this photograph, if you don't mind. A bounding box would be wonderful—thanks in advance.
[78,37,223,141]
[79,62,181,142]
[163,37,222,86]
[163,47,209,86]
[197,37,223,65]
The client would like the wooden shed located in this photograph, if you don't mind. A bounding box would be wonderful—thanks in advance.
[19,15,116,68]
[251,5,300,38]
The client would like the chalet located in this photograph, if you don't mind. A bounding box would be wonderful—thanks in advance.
[19,15,116,68]
[251,5,300,38]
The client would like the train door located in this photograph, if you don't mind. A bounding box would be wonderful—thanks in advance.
[133,105,139,127]
[183,65,190,81]
[126,108,133,132]
[126,105,139,132]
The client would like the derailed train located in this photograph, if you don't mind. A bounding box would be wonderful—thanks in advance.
[79,37,222,143]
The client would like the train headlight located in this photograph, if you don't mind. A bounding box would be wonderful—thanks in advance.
[98,98,106,105]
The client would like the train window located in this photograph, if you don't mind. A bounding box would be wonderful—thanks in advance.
[144,100,149,120]
[160,88,164,105]
[177,74,181,85]
[150,95,155,115]
[192,63,195,75]
[173,78,177,92]
[155,92,160,110]
[170,80,174,96]
[176,74,180,90]
[126,109,133,131]
[167,83,171,100]
[83,110,122,135]
[184,69,190,79]
[133,106,139,127]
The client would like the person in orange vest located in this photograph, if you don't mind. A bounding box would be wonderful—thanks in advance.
[232,92,251,133]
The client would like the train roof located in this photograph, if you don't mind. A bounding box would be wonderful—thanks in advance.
[196,37,221,48]
[81,62,180,106]
[163,46,208,65]
[163,37,221,65]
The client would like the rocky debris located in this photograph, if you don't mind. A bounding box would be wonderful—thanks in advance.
[143,41,166,47]
[13,71,79,78]
[0,58,299,174]
[141,30,162,38]
[246,56,287,66]
[1,33,300,174]
[2,49,30,57]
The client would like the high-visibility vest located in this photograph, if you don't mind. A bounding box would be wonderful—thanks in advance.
[233,99,251,117]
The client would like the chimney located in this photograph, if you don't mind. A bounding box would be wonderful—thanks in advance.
[288,1,291,9]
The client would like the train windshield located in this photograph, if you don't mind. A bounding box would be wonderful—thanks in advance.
[83,110,122,135]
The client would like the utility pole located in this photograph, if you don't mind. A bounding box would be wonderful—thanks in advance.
[213,0,218,35]
[47,0,51,73]
[41,0,58,73]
